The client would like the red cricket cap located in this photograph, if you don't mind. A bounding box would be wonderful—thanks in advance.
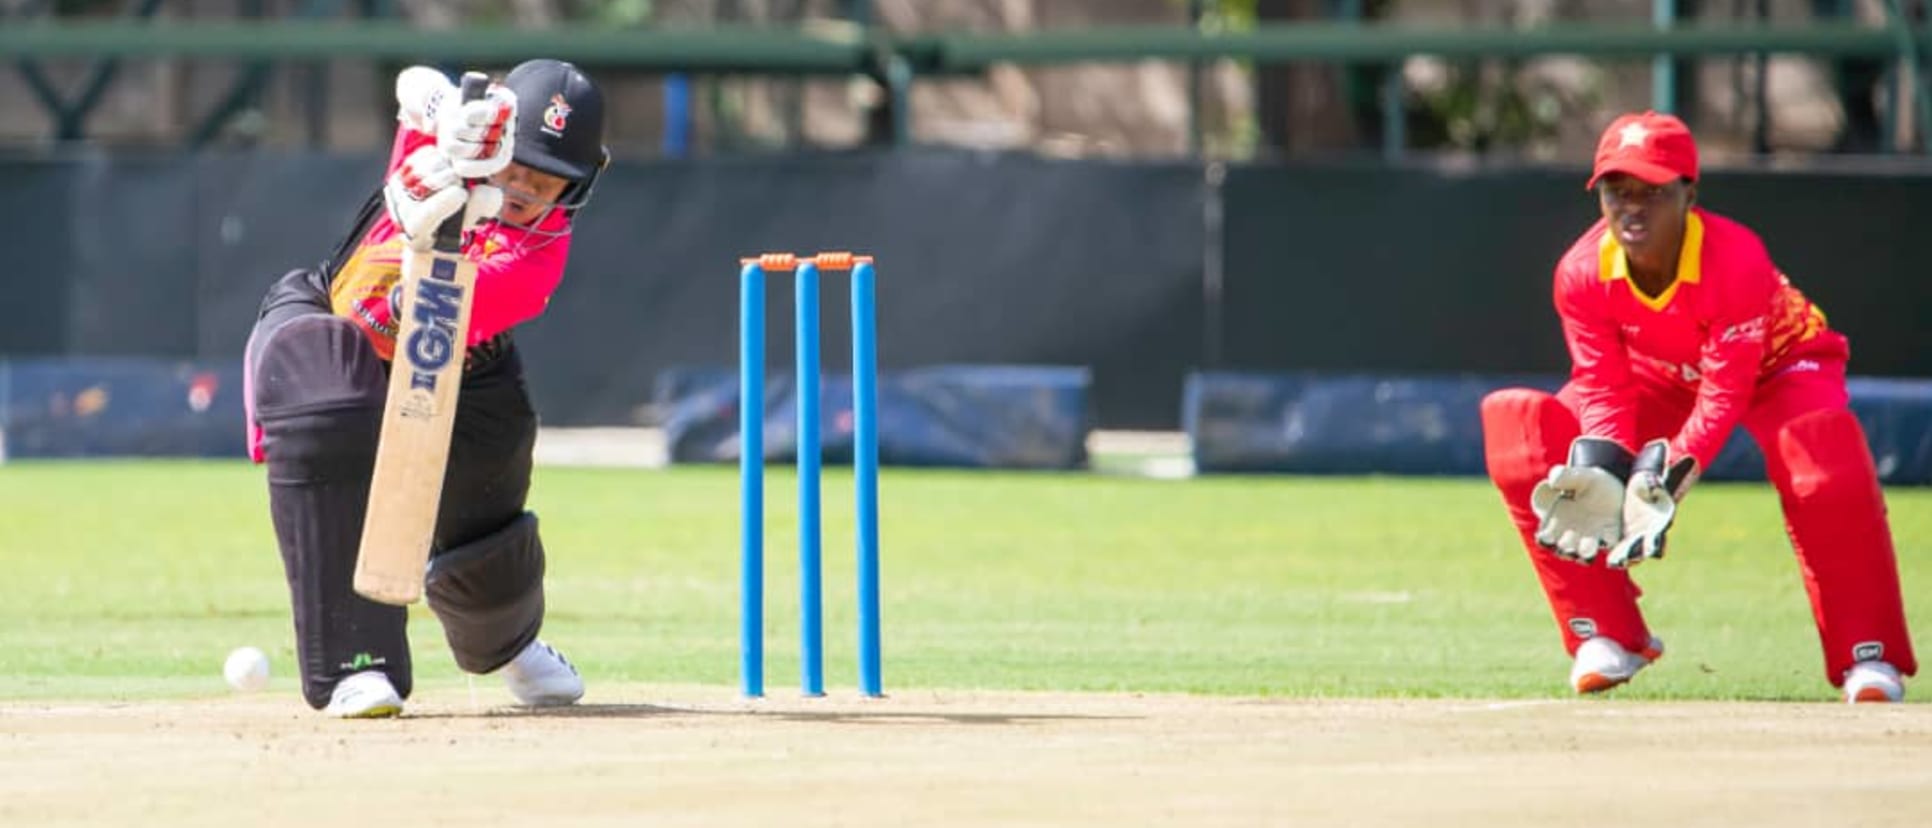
[1586,111,1699,190]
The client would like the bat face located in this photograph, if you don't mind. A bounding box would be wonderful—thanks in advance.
[354,218,480,605]
[395,258,467,419]
[354,70,491,607]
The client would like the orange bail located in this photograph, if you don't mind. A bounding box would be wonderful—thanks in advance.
[738,252,799,272]
[738,252,873,271]
[811,252,874,270]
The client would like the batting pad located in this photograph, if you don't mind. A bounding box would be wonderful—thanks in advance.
[425,512,546,674]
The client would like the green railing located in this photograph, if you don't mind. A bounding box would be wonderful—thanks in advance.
[0,21,877,71]
[4,19,1928,154]
[900,22,1928,67]
[8,20,1922,66]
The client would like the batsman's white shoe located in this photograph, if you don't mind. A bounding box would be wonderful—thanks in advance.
[1570,636,1664,695]
[1844,661,1905,704]
[502,639,584,707]
[325,670,403,719]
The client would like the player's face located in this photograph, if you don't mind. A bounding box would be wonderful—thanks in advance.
[491,162,572,227]
[1596,173,1693,260]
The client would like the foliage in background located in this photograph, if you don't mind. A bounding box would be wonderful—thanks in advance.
[587,0,652,26]
[1411,60,1606,153]
[1181,0,1609,155]
[1195,0,1258,30]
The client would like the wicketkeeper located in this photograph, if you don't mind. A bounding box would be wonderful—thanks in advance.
[243,60,608,717]
[1481,111,1916,702]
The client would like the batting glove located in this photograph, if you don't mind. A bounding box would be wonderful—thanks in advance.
[1607,439,1699,569]
[383,147,504,251]
[1530,437,1634,565]
[394,66,455,133]
[393,66,518,180]
[436,83,517,180]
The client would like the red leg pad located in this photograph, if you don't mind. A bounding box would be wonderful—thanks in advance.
[1481,388,1650,656]
[1770,408,1917,684]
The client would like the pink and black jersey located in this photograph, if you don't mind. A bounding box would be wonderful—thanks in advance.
[245,125,576,464]
[327,127,573,361]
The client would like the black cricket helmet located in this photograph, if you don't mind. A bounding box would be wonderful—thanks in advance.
[504,58,608,215]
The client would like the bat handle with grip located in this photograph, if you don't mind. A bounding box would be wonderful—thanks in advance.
[431,71,493,252]
[457,70,491,103]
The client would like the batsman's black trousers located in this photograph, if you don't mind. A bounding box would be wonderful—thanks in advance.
[247,268,543,709]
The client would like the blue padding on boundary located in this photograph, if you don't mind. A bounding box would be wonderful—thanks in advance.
[1184,372,1932,485]
[659,365,1091,470]
[1184,373,1559,476]
[0,358,246,460]
[1698,377,1932,485]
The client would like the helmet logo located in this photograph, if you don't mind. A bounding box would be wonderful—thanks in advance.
[542,93,571,136]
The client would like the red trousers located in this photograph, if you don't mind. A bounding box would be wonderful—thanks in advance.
[1482,358,1916,686]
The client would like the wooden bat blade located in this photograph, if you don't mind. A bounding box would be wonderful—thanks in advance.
[353,243,479,605]
[352,70,489,606]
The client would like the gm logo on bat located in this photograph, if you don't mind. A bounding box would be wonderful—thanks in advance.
[398,257,465,419]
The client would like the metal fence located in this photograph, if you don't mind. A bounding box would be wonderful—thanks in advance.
[4,16,1929,154]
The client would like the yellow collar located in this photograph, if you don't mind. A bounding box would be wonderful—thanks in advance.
[1600,211,1704,311]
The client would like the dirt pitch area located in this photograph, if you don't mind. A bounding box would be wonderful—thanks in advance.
[4,686,1930,827]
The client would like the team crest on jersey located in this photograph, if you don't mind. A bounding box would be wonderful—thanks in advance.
[542,93,571,136]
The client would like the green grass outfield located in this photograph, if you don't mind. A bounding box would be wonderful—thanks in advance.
[1,460,1926,703]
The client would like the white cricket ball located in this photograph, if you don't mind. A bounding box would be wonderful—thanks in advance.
[223,646,271,692]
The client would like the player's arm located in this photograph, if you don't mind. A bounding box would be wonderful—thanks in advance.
[1555,261,1638,451]
[1609,243,1777,568]
[464,235,572,346]
[1672,253,1777,473]
[1524,260,1642,564]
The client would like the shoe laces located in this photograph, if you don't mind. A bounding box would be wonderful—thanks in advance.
[521,641,577,676]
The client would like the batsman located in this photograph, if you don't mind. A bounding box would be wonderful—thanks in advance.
[243,59,608,717]
[1481,112,1916,702]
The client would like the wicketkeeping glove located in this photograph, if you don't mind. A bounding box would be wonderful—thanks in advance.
[1530,437,1635,565]
[1606,439,1699,569]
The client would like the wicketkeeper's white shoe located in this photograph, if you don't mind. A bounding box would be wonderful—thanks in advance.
[325,670,403,719]
[502,639,584,707]
[1844,660,1905,704]
[1570,636,1664,694]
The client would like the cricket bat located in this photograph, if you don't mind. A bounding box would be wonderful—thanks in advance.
[353,72,491,605]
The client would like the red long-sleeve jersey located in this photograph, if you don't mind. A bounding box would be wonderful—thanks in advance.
[1552,207,1845,468]
[328,127,573,360]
